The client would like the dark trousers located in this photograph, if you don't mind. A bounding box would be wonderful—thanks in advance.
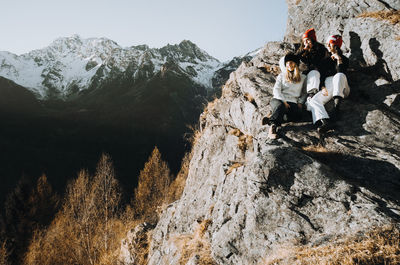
[269,98,302,126]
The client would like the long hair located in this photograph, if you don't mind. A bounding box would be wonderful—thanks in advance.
[299,38,316,53]
[285,64,301,83]
[330,45,343,56]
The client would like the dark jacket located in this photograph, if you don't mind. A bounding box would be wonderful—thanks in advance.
[296,42,328,75]
[320,52,349,86]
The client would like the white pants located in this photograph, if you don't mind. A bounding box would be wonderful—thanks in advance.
[306,70,320,93]
[306,73,350,123]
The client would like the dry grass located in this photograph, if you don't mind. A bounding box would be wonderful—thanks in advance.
[229,128,242,137]
[131,228,152,265]
[229,128,254,153]
[301,144,329,153]
[203,98,219,114]
[172,220,216,265]
[358,10,400,25]
[222,78,240,97]
[167,151,192,203]
[226,162,244,175]
[244,93,255,103]
[239,135,253,153]
[186,124,203,148]
[263,225,400,265]
[118,220,153,265]
[264,64,281,75]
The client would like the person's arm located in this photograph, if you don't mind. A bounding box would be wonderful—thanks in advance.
[298,75,308,105]
[273,75,290,108]
[336,55,348,74]
[272,74,285,101]
[317,45,330,90]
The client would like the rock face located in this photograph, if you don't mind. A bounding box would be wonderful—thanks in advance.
[145,1,400,264]
[285,0,400,81]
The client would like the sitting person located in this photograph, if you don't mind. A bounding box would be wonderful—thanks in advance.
[263,53,307,139]
[296,28,329,96]
[306,34,350,133]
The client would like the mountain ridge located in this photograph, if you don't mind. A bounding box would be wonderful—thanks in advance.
[0,35,233,99]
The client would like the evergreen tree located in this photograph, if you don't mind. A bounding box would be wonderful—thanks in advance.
[3,175,58,265]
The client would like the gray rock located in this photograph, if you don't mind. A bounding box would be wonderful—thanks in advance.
[285,0,400,81]
[143,1,400,264]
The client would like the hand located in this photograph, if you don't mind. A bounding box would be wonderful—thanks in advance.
[298,103,303,109]
[331,53,340,61]
[283,101,290,109]
[322,87,329,96]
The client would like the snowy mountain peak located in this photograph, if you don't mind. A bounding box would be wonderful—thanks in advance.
[0,36,254,99]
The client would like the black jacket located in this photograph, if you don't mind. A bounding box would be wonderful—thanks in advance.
[296,42,328,75]
[320,52,349,87]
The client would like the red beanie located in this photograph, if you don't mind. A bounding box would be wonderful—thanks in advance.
[326,35,343,48]
[302,28,317,42]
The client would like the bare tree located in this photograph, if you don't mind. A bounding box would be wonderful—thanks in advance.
[91,154,121,255]
[25,154,123,265]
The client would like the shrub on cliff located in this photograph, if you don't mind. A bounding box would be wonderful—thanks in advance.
[264,225,400,265]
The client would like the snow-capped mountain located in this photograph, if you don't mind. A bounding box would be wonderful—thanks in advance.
[0,35,223,99]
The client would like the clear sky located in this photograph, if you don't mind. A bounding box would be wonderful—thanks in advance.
[0,0,287,62]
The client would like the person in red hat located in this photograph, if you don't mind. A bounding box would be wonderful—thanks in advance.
[262,52,307,139]
[305,34,350,134]
[296,28,329,97]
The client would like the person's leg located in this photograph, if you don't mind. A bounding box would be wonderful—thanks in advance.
[331,73,350,120]
[287,102,302,122]
[306,70,320,95]
[268,99,286,139]
[332,73,350,98]
[314,77,336,132]
[268,98,286,126]
[306,91,330,124]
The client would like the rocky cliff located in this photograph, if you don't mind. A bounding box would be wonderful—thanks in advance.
[128,1,400,264]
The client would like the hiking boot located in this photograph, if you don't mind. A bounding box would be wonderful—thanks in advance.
[330,107,341,122]
[317,119,331,134]
[268,124,278,139]
[331,96,342,121]
[262,112,272,125]
[262,116,269,125]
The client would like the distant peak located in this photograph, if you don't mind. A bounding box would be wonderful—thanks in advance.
[70,34,82,40]
[51,35,83,46]
[179,40,196,46]
[131,44,149,51]
[48,35,121,51]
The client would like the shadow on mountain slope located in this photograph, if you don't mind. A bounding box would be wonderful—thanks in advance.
[0,70,208,204]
